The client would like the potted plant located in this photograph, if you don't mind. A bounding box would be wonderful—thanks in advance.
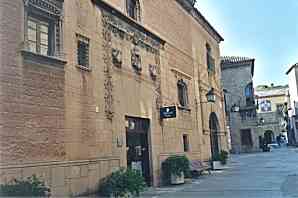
[212,150,229,170]
[162,155,190,185]
[98,168,146,198]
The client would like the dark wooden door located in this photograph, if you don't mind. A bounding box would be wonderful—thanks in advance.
[126,117,151,185]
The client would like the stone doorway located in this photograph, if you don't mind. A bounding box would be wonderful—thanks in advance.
[264,130,274,144]
[209,112,220,158]
[125,116,151,185]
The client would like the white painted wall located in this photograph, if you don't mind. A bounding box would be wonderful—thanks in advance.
[287,67,298,144]
[288,68,298,117]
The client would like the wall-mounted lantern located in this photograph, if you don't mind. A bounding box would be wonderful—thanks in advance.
[206,88,216,103]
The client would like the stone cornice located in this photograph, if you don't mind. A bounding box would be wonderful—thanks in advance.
[24,0,64,16]
[221,59,255,77]
[176,0,224,43]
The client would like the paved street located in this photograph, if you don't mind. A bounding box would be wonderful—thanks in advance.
[142,148,298,198]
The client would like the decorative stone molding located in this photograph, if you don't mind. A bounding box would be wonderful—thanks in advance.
[154,53,162,110]
[102,16,114,120]
[112,48,122,68]
[24,0,63,16]
[131,47,142,74]
[98,1,164,115]
[101,10,163,55]
[149,64,157,80]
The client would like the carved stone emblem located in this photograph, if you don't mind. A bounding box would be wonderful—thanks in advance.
[112,48,122,68]
[131,47,141,73]
[149,64,157,80]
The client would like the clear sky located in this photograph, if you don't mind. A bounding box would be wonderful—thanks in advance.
[196,0,298,86]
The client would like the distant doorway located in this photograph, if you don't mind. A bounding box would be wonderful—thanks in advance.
[264,130,274,144]
[209,112,220,157]
[241,129,253,147]
[125,116,151,185]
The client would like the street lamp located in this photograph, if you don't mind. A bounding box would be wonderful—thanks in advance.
[206,88,216,103]
[259,117,265,125]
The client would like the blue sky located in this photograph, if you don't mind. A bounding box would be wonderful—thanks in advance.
[196,0,298,86]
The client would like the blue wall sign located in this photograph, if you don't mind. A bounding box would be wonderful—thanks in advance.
[160,106,176,119]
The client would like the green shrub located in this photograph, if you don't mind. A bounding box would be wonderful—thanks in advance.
[162,155,190,184]
[98,168,146,197]
[0,175,50,197]
[212,150,229,165]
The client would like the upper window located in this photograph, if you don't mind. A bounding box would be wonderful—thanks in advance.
[77,34,90,69]
[127,0,141,21]
[24,0,63,58]
[245,83,254,106]
[245,83,253,97]
[260,100,272,112]
[177,79,189,108]
[206,43,215,73]
[27,16,51,56]
[276,104,284,115]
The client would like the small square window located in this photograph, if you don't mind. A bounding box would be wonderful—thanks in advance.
[183,134,190,152]
[77,35,90,68]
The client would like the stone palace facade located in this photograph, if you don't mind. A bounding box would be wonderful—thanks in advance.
[0,0,229,195]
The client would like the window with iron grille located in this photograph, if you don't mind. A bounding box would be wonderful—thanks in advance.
[77,35,90,68]
[177,79,189,108]
[127,0,141,21]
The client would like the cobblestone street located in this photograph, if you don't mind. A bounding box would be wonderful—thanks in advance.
[142,148,298,198]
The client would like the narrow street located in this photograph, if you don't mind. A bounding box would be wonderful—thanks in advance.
[142,148,298,198]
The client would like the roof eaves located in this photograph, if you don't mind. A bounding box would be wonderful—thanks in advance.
[286,63,298,75]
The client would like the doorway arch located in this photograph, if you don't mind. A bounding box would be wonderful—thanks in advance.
[264,130,274,144]
[209,112,220,157]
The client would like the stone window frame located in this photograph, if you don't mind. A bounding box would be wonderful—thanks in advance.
[245,82,254,106]
[276,103,284,115]
[126,0,142,22]
[206,43,215,74]
[22,0,66,67]
[76,34,91,71]
[27,15,53,56]
[177,79,189,109]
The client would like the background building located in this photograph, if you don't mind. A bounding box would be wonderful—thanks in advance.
[255,84,289,146]
[221,56,259,153]
[286,63,298,145]
[0,0,228,196]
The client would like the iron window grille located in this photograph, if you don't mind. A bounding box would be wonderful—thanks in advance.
[177,79,189,108]
[127,0,141,21]
[76,34,90,69]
